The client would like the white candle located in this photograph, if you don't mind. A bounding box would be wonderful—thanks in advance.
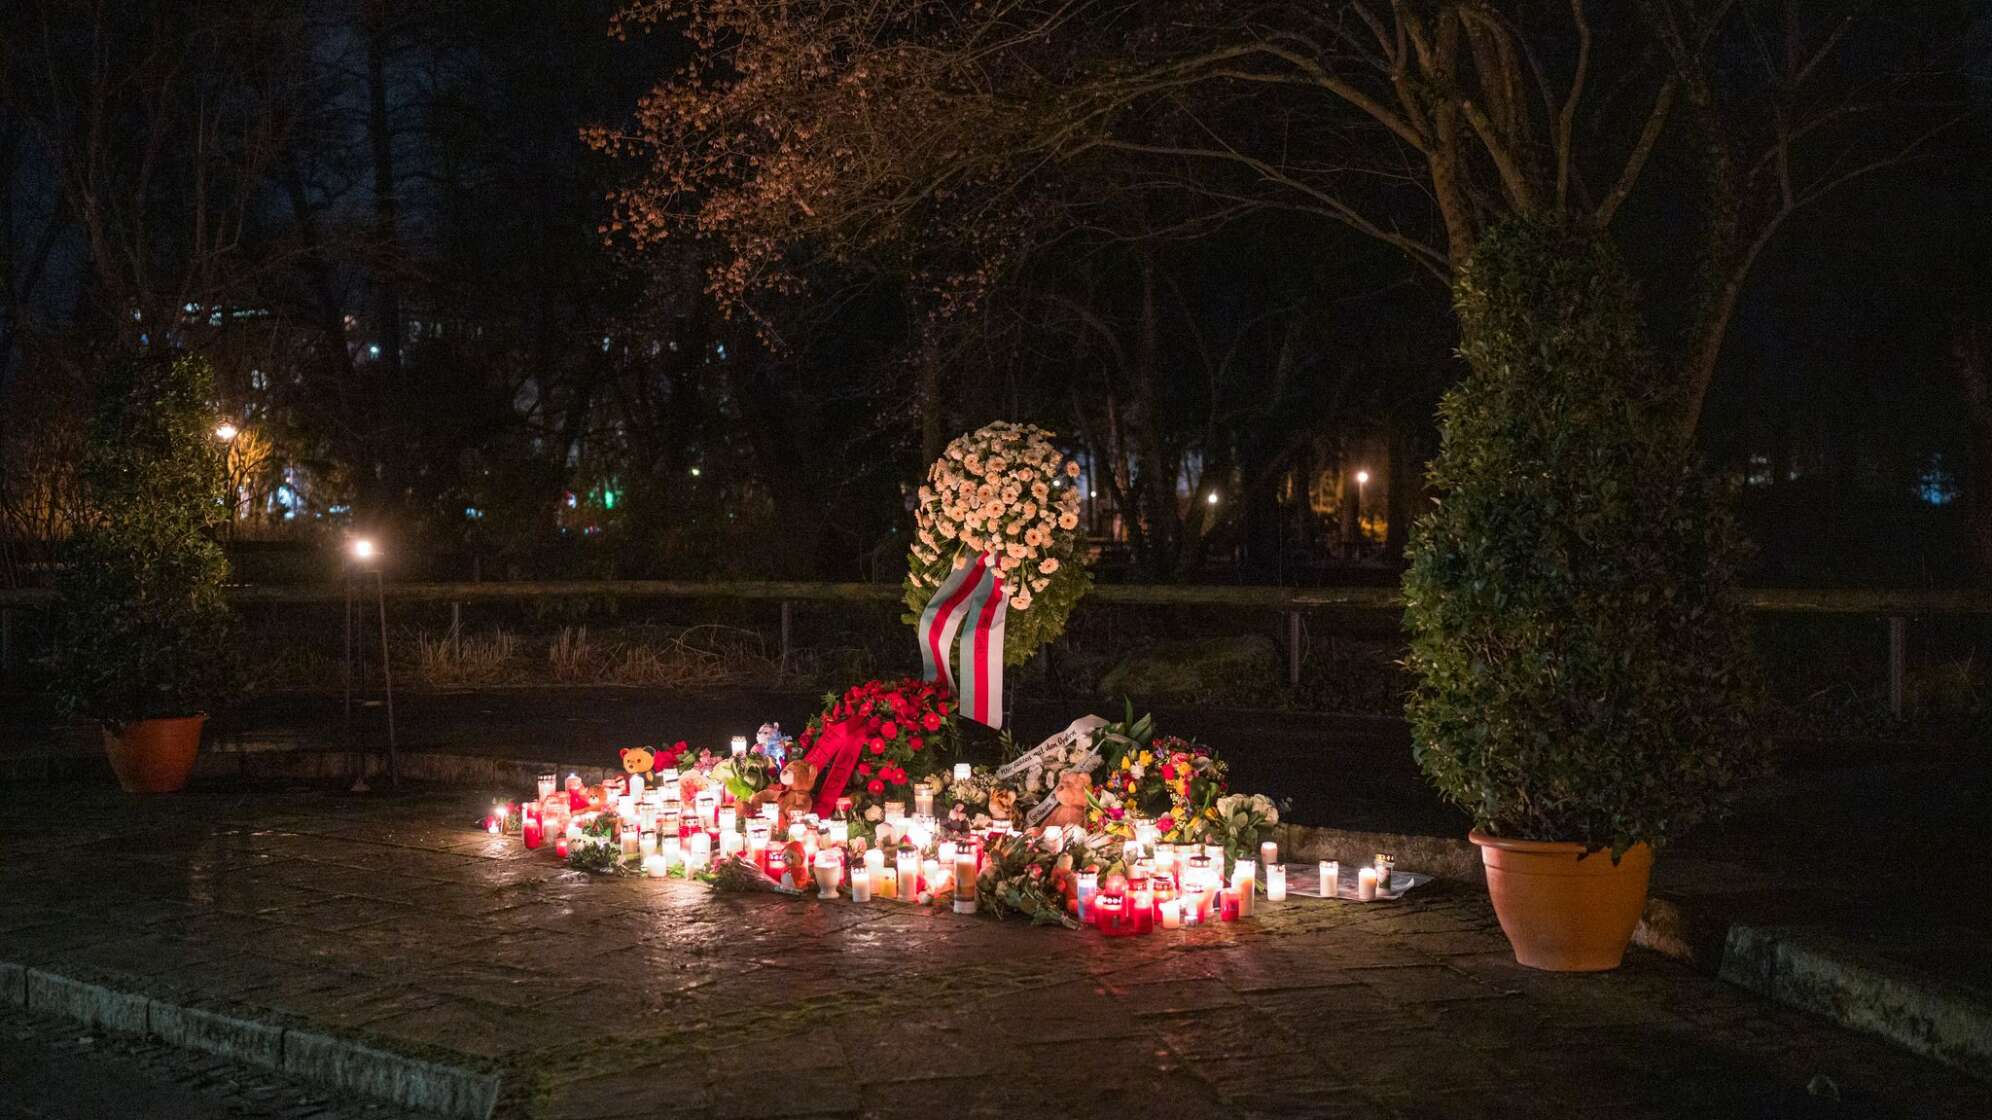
[616,795,635,820]
[662,834,681,870]
[1231,858,1256,917]
[537,773,556,801]
[849,861,873,902]
[1159,898,1182,929]
[1076,870,1098,921]
[630,773,645,801]
[812,849,842,898]
[1260,840,1278,868]
[644,852,668,878]
[639,829,657,858]
[1358,867,1378,901]
[914,786,936,818]
[937,841,957,866]
[953,762,972,782]
[953,850,978,913]
[694,789,718,828]
[866,848,888,898]
[687,831,711,873]
[827,819,849,845]
[1042,825,1063,851]
[760,801,779,822]
[719,806,737,834]
[1320,860,1339,898]
[896,849,919,900]
[730,735,749,757]
[720,830,744,858]
[922,858,944,897]
[1266,864,1287,902]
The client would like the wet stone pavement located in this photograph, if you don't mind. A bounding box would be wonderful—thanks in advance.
[1,784,1986,1120]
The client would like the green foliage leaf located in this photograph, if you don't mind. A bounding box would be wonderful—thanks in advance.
[1402,219,1769,854]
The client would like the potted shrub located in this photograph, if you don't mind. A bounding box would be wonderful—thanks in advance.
[52,354,234,792]
[1403,219,1767,971]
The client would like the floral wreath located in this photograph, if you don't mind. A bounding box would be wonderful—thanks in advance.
[903,422,1093,665]
[1091,735,1228,843]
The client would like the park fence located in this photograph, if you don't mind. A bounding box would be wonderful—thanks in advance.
[3,581,1988,720]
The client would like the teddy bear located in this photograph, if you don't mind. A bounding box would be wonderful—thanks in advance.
[618,746,656,775]
[1043,770,1091,829]
[745,758,819,830]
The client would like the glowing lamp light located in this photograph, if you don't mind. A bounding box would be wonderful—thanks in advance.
[214,422,238,442]
[1355,469,1370,485]
[1206,491,1220,506]
[350,538,377,562]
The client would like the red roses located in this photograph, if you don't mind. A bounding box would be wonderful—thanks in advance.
[803,676,961,812]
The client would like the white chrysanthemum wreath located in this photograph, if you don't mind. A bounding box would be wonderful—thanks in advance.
[902,422,1093,666]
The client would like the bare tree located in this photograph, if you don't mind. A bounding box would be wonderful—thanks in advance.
[594,0,1972,438]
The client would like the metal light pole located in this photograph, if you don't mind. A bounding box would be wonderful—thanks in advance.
[342,538,398,791]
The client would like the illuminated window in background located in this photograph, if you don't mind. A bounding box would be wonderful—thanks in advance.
[1919,455,1957,506]
[1745,454,1772,488]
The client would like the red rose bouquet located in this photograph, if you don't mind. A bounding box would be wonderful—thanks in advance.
[798,678,961,815]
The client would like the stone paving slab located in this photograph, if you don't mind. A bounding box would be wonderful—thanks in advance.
[3,782,1990,1120]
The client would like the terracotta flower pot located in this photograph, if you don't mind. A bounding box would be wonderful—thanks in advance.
[1470,830,1653,972]
[102,715,206,794]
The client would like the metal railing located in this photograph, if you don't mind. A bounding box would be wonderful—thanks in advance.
[4,581,1988,715]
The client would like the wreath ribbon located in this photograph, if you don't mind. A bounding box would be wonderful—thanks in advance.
[917,551,1008,728]
[801,717,867,819]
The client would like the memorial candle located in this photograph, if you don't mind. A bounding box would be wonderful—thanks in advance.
[922,858,943,897]
[760,801,779,822]
[629,773,645,801]
[662,834,681,871]
[1374,853,1396,895]
[620,824,640,859]
[812,849,843,898]
[866,848,889,899]
[849,859,873,902]
[953,847,979,914]
[1266,864,1287,902]
[731,735,749,757]
[1357,867,1378,901]
[537,773,557,801]
[827,819,849,845]
[719,807,738,835]
[522,808,543,850]
[1219,888,1242,922]
[721,830,744,858]
[1076,870,1098,922]
[1260,840,1278,868]
[639,828,657,858]
[914,785,936,818]
[1231,858,1257,917]
[694,789,719,829]
[687,831,712,873]
[554,834,571,859]
[953,762,972,783]
[1320,860,1339,898]
[1132,886,1155,934]
[896,848,919,901]
[1159,898,1182,930]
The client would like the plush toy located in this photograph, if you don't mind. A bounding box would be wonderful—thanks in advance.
[744,758,818,828]
[775,760,819,828]
[1044,771,1091,829]
[943,801,971,835]
[987,787,1018,822]
[619,747,657,775]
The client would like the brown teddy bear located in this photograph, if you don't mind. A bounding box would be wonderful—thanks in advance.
[1043,770,1091,829]
[744,759,820,830]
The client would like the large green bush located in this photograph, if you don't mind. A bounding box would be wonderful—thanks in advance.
[1403,219,1767,857]
[52,354,234,728]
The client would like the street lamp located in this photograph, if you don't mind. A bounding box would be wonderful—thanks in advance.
[343,535,396,791]
[214,421,238,442]
[1206,491,1220,506]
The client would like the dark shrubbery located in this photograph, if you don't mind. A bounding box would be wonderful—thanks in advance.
[52,355,234,728]
[1404,219,1767,856]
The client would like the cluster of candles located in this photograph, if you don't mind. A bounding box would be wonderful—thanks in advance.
[499,748,1403,928]
[1085,838,1275,936]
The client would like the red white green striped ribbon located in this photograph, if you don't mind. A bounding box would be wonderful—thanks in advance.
[917,551,1008,728]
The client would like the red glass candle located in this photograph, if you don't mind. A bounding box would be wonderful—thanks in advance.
[554,835,571,859]
[522,813,543,850]
[1132,888,1155,934]
[1094,891,1139,937]
[1219,888,1242,922]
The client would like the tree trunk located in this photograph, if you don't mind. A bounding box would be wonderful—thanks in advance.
[361,0,405,529]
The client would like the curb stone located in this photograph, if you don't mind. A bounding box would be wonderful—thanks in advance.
[1716,924,1992,1083]
[4,959,501,1119]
